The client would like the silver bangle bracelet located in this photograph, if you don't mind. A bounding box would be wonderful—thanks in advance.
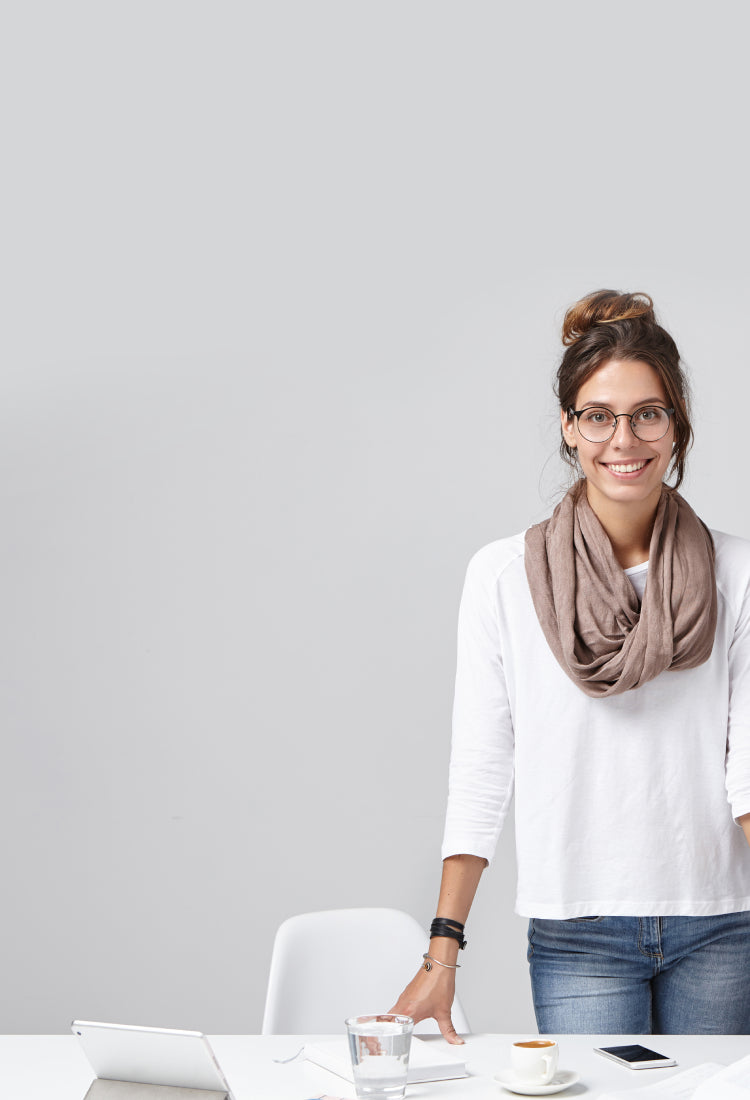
[422,952,461,971]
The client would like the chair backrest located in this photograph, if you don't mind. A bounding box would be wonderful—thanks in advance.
[261,907,470,1035]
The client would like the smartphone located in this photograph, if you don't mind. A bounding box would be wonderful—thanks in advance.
[594,1044,677,1070]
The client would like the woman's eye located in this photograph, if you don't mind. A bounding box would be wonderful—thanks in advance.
[585,410,609,424]
[637,407,659,422]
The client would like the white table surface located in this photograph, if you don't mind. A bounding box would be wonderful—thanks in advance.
[1,1033,748,1100]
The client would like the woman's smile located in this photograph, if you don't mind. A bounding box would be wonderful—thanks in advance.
[601,457,654,478]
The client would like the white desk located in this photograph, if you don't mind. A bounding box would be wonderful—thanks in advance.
[0,1033,748,1099]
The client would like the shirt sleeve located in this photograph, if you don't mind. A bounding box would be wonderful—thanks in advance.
[726,567,750,822]
[441,549,516,864]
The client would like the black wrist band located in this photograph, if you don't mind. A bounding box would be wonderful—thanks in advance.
[429,918,467,950]
[432,917,465,931]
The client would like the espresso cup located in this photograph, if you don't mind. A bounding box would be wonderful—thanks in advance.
[510,1039,559,1084]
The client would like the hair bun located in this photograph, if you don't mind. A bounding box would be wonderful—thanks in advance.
[562,289,655,346]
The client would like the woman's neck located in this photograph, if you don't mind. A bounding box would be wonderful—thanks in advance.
[585,483,662,569]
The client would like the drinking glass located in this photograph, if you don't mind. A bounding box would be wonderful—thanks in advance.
[345,1013,414,1100]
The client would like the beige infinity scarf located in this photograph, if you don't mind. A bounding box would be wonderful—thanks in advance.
[524,483,717,697]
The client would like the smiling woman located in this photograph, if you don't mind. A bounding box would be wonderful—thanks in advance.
[562,360,676,563]
[390,289,750,1039]
[557,290,693,487]
[556,292,691,567]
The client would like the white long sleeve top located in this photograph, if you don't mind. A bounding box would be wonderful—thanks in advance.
[441,528,750,918]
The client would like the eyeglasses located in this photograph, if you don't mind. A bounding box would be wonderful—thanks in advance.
[568,405,675,443]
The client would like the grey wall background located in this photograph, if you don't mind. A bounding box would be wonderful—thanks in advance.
[2,1,749,1034]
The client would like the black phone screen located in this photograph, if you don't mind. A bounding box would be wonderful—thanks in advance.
[601,1045,670,1062]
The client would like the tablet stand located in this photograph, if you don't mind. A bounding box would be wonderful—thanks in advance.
[84,1081,227,1100]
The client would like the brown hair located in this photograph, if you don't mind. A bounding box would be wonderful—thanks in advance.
[556,289,693,489]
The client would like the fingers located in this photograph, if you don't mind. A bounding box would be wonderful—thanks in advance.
[436,1013,465,1045]
[392,997,465,1045]
[389,969,464,1043]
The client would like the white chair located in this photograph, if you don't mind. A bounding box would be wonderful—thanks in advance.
[262,907,470,1035]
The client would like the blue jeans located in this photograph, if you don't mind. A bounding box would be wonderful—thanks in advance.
[527,913,750,1034]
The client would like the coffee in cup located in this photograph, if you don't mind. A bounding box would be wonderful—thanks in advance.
[511,1039,559,1084]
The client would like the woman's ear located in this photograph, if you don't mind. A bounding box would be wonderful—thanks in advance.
[560,407,577,450]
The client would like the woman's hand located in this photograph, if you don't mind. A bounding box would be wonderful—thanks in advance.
[389,958,464,1045]
[390,855,485,1045]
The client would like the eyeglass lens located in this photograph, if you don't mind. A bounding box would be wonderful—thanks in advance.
[577,407,671,443]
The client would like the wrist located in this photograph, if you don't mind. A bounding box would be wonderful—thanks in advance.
[428,937,461,964]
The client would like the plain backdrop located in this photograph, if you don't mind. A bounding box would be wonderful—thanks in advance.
[1,1,749,1034]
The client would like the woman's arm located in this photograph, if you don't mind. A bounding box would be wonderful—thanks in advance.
[739,812,750,847]
[389,853,486,1045]
[391,548,514,1041]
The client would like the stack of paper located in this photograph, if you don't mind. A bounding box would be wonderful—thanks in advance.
[694,1055,750,1099]
[598,1055,750,1100]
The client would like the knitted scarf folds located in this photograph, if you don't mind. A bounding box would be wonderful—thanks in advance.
[524,483,717,698]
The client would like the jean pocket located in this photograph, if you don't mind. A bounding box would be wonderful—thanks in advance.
[564,915,604,923]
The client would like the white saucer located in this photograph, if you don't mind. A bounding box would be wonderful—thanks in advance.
[494,1067,580,1095]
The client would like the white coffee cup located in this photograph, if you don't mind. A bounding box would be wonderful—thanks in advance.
[510,1039,559,1084]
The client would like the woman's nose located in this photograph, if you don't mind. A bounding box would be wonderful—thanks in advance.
[611,415,639,446]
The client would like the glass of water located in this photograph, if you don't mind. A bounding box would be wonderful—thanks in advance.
[345,1013,414,1100]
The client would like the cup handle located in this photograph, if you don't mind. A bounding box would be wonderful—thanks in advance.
[542,1054,555,1084]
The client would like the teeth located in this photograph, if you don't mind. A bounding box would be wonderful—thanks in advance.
[607,461,648,473]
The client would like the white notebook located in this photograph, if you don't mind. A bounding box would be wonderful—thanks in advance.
[304,1036,468,1084]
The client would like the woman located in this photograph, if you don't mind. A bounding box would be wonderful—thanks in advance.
[391,289,750,1038]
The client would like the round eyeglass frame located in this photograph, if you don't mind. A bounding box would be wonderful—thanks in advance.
[567,405,675,444]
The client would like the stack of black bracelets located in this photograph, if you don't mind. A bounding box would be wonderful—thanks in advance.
[421,917,467,972]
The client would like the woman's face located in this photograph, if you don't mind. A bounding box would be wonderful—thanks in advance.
[561,358,675,517]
